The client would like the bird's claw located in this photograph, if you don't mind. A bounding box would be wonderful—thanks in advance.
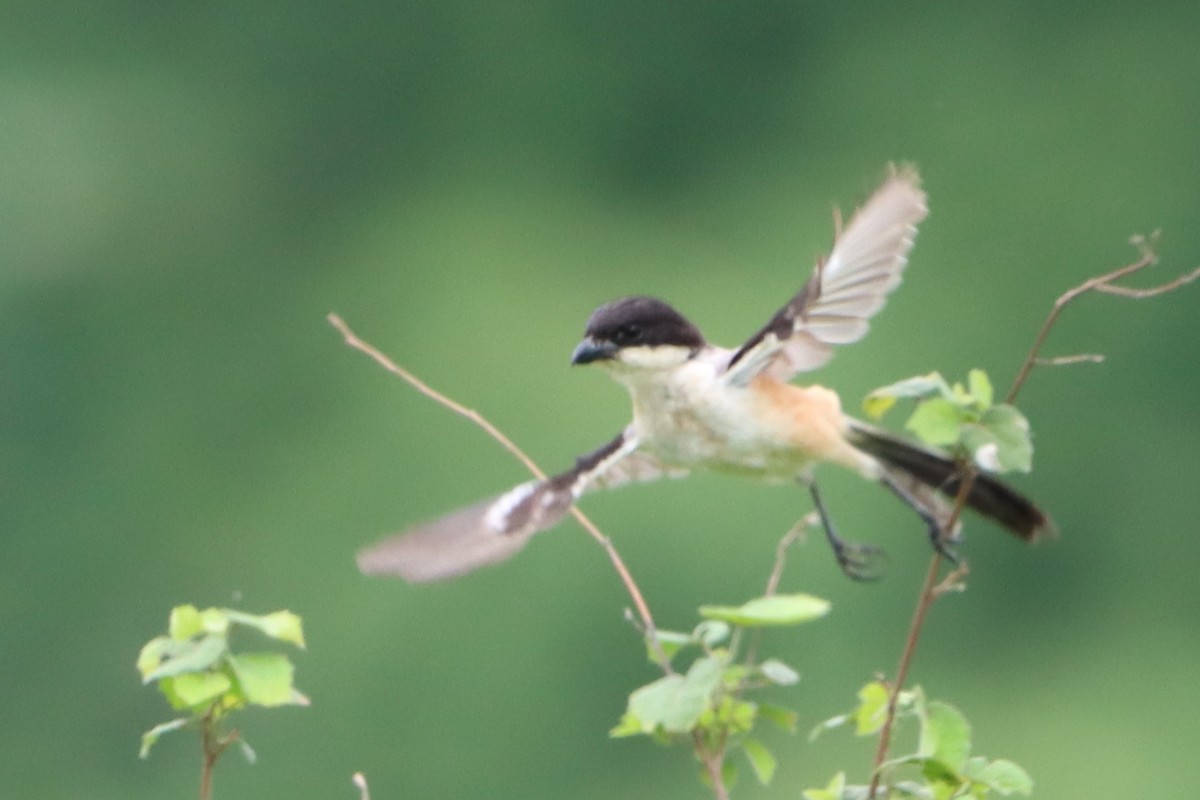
[832,540,887,581]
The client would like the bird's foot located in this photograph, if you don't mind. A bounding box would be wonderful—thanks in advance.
[830,538,887,581]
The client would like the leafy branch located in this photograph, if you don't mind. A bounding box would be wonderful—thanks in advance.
[612,537,830,798]
[861,234,1199,799]
[808,682,1033,799]
[137,605,308,800]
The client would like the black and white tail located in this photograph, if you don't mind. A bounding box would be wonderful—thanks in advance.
[846,421,1054,541]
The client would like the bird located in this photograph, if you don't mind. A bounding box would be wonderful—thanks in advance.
[357,167,1052,583]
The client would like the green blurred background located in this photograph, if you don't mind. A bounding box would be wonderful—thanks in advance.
[4,2,1199,798]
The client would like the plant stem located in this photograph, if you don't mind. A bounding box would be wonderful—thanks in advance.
[695,731,731,800]
[199,715,218,800]
[200,747,216,800]
[198,709,237,800]
[866,552,942,797]
[705,758,730,800]
[867,467,976,798]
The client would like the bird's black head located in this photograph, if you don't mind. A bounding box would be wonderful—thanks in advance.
[571,296,706,365]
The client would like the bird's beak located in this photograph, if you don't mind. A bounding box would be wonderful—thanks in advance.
[571,337,618,365]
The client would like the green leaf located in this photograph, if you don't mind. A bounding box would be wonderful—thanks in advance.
[759,658,800,686]
[225,609,306,648]
[728,698,758,733]
[647,629,692,663]
[919,701,972,772]
[609,711,645,738]
[905,398,967,447]
[921,757,962,796]
[226,652,298,707]
[808,713,848,742]
[699,593,830,627]
[721,662,750,688]
[742,738,777,785]
[199,607,231,636]
[960,406,1033,473]
[962,755,988,776]
[138,717,190,759]
[693,620,731,647]
[137,637,176,680]
[854,681,890,735]
[156,676,189,710]
[165,671,233,708]
[863,392,898,421]
[140,634,227,683]
[758,703,798,732]
[622,655,724,734]
[168,605,203,641]
[803,772,847,800]
[863,373,950,420]
[968,758,1034,796]
[619,652,720,734]
[967,369,993,409]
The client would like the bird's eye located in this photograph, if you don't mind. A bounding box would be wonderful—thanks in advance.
[613,324,641,345]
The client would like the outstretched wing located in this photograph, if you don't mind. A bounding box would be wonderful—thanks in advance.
[723,168,929,386]
[357,429,685,582]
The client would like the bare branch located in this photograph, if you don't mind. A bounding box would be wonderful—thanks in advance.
[1006,237,1197,403]
[328,313,547,480]
[1092,263,1200,298]
[328,313,668,667]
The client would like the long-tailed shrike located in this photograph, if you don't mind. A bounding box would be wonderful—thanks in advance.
[358,168,1052,582]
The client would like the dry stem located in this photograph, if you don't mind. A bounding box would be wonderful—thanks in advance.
[1006,235,1198,403]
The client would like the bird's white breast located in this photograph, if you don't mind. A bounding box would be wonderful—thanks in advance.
[614,356,808,479]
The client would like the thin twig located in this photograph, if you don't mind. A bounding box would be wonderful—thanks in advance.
[932,562,970,597]
[1091,264,1200,298]
[328,314,546,479]
[1006,240,1198,403]
[764,515,814,598]
[328,313,669,667]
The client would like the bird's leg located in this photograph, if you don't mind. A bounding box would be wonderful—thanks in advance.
[806,481,884,581]
[879,472,962,561]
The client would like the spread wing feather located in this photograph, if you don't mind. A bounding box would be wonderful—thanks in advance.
[357,430,683,582]
[724,168,928,385]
